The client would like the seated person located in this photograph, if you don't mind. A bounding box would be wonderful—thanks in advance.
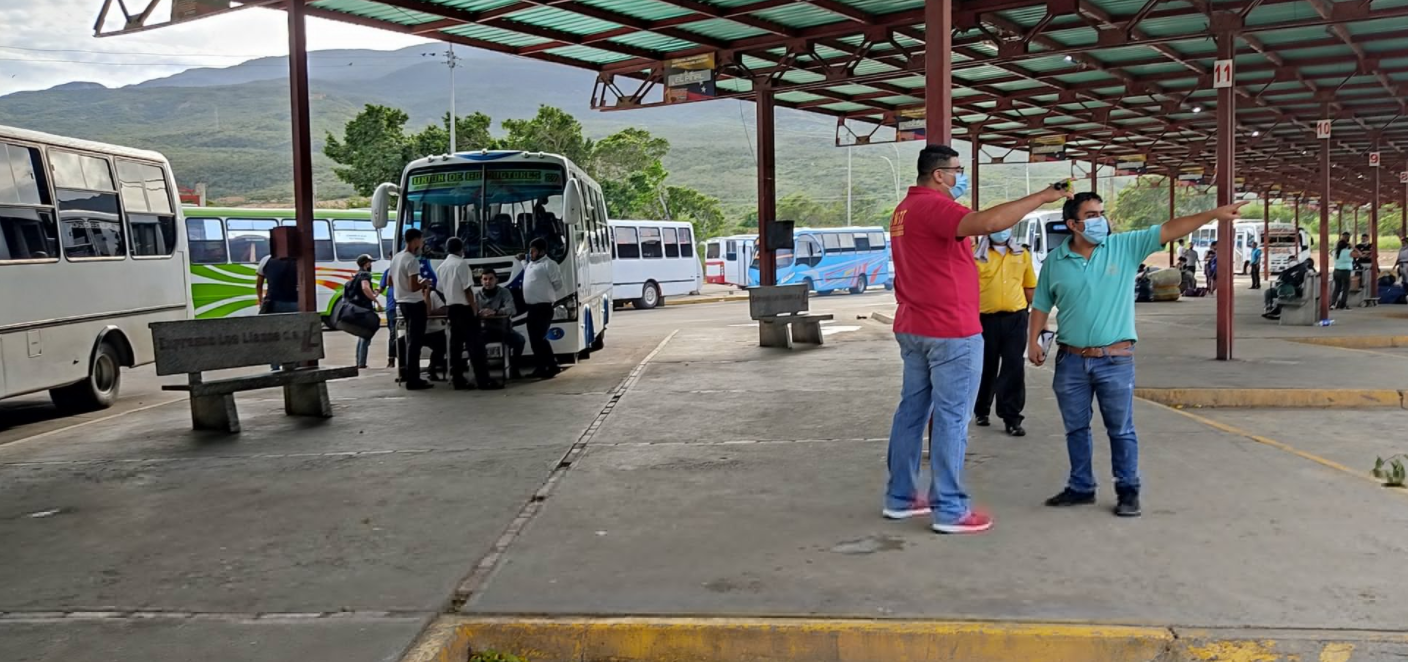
[476,269,526,379]
[1263,258,1316,320]
[1177,257,1198,295]
[423,289,450,380]
[1135,265,1153,303]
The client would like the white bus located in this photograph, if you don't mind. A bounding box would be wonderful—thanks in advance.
[703,233,756,288]
[182,207,391,322]
[609,219,703,309]
[0,125,188,411]
[370,150,613,358]
[1191,220,1311,274]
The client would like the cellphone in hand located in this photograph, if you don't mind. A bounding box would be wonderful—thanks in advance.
[1038,330,1056,355]
[1052,180,1073,192]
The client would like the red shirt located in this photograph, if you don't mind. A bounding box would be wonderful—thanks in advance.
[889,186,981,338]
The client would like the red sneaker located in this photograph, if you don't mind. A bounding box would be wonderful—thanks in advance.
[931,510,993,534]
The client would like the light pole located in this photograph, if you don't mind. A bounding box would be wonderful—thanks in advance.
[878,155,902,203]
[426,46,460,152]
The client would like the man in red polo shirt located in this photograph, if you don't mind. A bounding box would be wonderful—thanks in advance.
[884,144,1071,534]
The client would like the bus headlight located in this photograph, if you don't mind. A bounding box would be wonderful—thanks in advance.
[553,294,579,321]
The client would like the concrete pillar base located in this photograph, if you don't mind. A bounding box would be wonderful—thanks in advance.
[191,394,240,433]
[284,382,332,418]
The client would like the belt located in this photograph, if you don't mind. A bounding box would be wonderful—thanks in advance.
[1058,341,1134,358]
[980,309,1028,317]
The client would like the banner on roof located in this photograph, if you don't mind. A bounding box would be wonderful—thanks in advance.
[665,54,716,104]
[895,109,926,142]
[1114,154,1147,176]
[1235,177,1247,192]
[1029,135,1067,162]
[1177,166,1207,186]
[1268,184,1282,198]
[171,0,230,22]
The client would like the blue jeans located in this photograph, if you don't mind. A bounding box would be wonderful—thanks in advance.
[885,332,983,524]
[260,300,300,370]
[1052,350,1140,494]
[355,325,378,368]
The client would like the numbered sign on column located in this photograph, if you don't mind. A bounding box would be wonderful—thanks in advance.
[1213,59,1234,88]
[1369,152,1381,167]
[1401,171,1408,184]
[1316,119,1332,139]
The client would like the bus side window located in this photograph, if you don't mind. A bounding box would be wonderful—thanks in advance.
[725,240,737,261]
[615,226,640,259]
[663,227,680,258]
[334,219,381,261]
[0,142,59,261]
[838,232,856,253]
[854,233,870,251]
[51,152,126,260]
[281,218,333,261]
[679,228,694,258]
[227,218,276,263]
[381,226,396,257]
[821,233,840,253]
[868,231,885,251]
[640,227,663,259]
[706,241,720,260]
[796,235,822,267]
[185,218,229,264]
[116,159,176,257]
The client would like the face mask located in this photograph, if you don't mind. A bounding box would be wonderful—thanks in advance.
[989,229,1011,244]
[947,172,970,200]
[1079,216,1110,245]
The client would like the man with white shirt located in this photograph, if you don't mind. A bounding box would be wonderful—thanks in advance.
[391,229,433,390]
[522,237,564,379]
[436,238,500,391]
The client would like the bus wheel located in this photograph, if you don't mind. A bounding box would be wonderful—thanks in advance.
[849,274,868,295]
[636,282,661,309]
[884,280,894,291]
[591,331,606,352]
[50,341,122,413]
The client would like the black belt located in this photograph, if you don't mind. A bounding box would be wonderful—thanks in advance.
[980,309,1028,317]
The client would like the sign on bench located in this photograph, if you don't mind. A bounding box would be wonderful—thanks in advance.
[747,284,833,348]
[749,283,809,320]
[151,313,325,375]
[150,313,356,433]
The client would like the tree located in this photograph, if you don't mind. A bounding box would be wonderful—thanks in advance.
[323,104,414,196]
[592,128,669,182]
[663,185,728,239]
[1109,176,1216,230]
[501,106,593,165]
[408,112,496,158]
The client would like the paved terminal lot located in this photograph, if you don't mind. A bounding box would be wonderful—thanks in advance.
[3,280,1408,661]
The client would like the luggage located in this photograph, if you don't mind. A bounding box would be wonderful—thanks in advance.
[332,275,380,339]
[1148,267,1182,301]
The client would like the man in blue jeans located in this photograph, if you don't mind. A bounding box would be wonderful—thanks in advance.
[1028,192,1247,517]
[884,144,1072,535]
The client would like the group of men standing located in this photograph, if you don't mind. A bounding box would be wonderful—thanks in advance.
[883,143,1247,534]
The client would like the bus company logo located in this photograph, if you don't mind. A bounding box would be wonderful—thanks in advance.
[408,170,482,191]
[548,327,566,341]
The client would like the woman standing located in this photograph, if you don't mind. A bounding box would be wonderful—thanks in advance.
[1331,239,1360,310]
[1205,240,1218,293]
[348,255,382,369]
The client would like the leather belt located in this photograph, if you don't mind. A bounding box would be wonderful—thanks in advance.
[1058,341,1134,358]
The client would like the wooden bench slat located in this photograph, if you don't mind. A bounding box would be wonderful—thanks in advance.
[162,367,358,396]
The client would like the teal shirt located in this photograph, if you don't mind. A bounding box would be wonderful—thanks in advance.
[1033,225,1165,348]
[1250,247,1262,265]
[1334,247,1354,271]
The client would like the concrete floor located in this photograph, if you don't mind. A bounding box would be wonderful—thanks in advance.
[3,287,1408,661]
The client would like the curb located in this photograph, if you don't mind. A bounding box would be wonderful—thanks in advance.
[401,615,1408,662]
[1285,335,1408,349]
[1133,387,1406,409]
[663,295,747,307]
[870,311,895,325]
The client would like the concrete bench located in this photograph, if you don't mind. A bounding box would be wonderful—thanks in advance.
[150,313,358,433]
[1279,272,1321,326]
[748,284,834,348]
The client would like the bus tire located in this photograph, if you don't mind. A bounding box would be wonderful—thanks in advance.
[884,280,894,291]
[591,331,606,352]
[636,281,661,310]
[850,274,868,295]
[50,341,122,413]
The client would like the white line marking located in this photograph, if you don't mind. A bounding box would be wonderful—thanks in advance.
[0,396,185,452]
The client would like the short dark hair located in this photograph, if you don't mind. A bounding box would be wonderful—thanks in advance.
[1063,192,1103,223]
[356,254,374,267]
[404,228,423,243]
[481,269,499,280]
[917,144,960,179]
[529,237,548,252]
[446,237,464,255]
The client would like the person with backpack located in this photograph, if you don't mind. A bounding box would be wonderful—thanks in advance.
[345,255,382,369]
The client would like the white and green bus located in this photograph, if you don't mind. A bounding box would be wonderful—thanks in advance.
[182,207,391,321]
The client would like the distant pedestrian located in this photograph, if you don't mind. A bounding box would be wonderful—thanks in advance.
[1205,240,1218,292]
[1248,241,1262,290]
[1331,238,1359,310]
[348,254,381,369]
[972,229,1036,437]
[1179,239,1198,275]
[1029,193,1248,518]
[1355,233,1374,271]
[437,238,500,391]
[379,267,396,369]
[522,237,563,379]
[1397,234,1408,285]
[256,231,299,371]
[883,143,1071,535]
[391,228,433,390]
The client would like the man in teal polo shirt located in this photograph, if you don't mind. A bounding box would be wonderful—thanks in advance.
[1028,192,1247,517]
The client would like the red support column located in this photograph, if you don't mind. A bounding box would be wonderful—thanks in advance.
[287,0,317,313]
[1319,107,1332,322]
[1371,157,1380,298]
[1214,29,1236,360]
[1263,196,1270,280]
[1337,205,1343,235]
[1089,160,1098,193]
[971,139,981,209]
[923,0,952,145]
[1168,175,1177,267]
[756,83,777,287]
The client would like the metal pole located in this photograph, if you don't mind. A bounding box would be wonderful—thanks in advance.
[1319,106,1332,322]
[287,0,316,314]
[1371,158,1380,298]
[448,46,458,153]
[1337,205,1343,235]
[1214,30,1235,360]
[846,146,852,225]
[1263,195,1270,280]
[756,84,777,287]
[1089,160,1098,193]
[971,139,981,209]
[923,0,952,144]
[1169,174,1177,267]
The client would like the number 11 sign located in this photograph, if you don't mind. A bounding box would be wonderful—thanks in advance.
[1213,59,1234,88]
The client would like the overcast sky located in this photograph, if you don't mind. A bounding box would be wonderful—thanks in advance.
[0,0,435,96]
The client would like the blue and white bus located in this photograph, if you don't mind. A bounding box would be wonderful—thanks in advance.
[747,226,893,294]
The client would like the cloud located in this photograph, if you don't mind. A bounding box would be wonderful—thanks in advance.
[0,0,433,95]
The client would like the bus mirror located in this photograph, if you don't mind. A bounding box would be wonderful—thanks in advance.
[564,180,585,224]
[371,182,399,229]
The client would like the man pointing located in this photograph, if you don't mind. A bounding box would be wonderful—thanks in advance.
[1029,193,1248,517]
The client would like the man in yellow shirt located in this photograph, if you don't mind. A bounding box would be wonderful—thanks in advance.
[973,229,1038,436]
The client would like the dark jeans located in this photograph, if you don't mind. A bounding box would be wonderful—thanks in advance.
[385,306,398,359]
[1250,267,1260,289]
[483,325,526,373]
[447,304,492,386]
[525,303,559,374]
[1332,269,1351,308]
[1053,349,1140,495]
[398,300,428,386]
[974,309,1027,426]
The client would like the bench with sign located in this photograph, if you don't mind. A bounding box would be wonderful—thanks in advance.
[150,313,358,433]
[749,283,834,348]
[1277,272,1321,326]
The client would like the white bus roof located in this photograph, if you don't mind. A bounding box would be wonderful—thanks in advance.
[609,219,695,228]
[0,124,171,165]
[795,225,887,233]
[402,149,591,182]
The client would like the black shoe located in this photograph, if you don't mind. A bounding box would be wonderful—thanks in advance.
[405,381,433,391]
[477,381,504,390]
[1115,491,1142,517]
[974,415,991,427]
[1044,488,1096,507]
[1005,423,1026,437]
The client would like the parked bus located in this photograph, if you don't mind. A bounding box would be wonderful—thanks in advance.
[703,233,756,288]
[0,125,188,411]
[608,219,703,309]
[1191,220,1311,274]
[182,207,392,321]
[370,150,613,358]
[1015,209,1067,274]
[746,225,893,294]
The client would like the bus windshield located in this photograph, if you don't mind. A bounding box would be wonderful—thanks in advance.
[401,162,568,262]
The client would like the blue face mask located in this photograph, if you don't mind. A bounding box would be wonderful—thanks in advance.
[1079,216,1110,245]
[948,172,970,200]
[989,229,1012,244]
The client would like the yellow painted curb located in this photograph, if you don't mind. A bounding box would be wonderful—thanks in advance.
[1133,387,1405,409]
[662,295,747,306]
[1285,335,1408,349]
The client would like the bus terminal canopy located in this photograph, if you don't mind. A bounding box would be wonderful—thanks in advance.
[96,0,1408,201]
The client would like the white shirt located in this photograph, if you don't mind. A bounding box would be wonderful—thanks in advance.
[523,256,563,305]
[390,250,423,305]
[436,253,474,307]
[257,254,270,276]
